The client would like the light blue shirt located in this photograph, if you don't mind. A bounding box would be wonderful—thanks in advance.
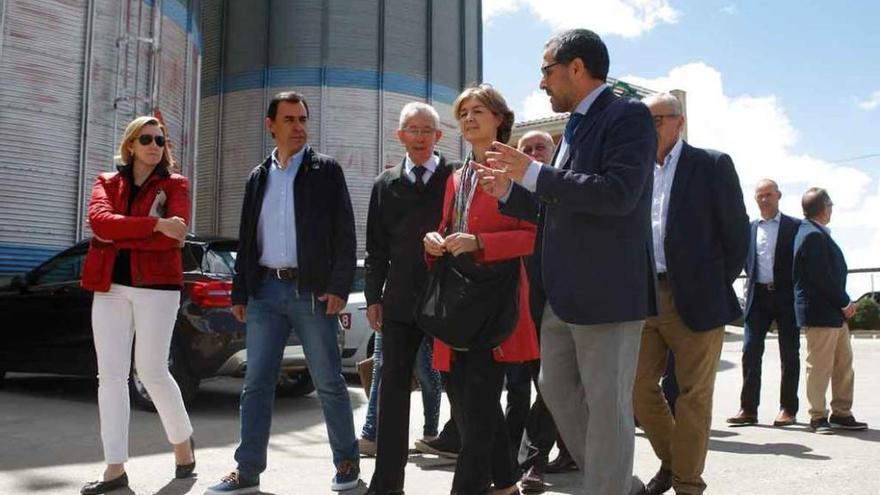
[404,153,439,184]
[521,83,609,192]
[258,146,306,269]
[755,211,781,284]
[652,138,683,273]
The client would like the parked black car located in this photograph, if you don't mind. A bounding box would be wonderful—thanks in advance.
[0,235,319,411]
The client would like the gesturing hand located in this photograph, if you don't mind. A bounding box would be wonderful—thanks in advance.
[485,141,533,184]
[473,162,512,199]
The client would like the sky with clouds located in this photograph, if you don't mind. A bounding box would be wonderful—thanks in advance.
[482,0,880,297]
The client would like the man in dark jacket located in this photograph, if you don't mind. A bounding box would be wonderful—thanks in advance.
[728,179,801,427]
[365,102,455,495]
[793,187,867,434]
[207,91,359,494]
[483,29,657,495]
[633,92,749,495]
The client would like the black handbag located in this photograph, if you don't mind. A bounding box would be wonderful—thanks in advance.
[417,250,520,351]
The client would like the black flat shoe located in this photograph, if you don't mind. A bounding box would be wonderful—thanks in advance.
[81,472,128,495]
[175,437,196,479]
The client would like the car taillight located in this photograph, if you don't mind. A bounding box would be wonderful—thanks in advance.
[189,280,233,308]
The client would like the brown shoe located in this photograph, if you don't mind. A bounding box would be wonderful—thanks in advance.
[726,409,758,426]
[520,466,546,494]
[773,409,796,427]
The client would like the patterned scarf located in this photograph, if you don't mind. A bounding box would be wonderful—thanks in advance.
[452,151,479,234]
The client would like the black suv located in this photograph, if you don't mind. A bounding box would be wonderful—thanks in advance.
[0,236,322,410]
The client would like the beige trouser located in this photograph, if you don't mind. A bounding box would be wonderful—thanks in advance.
[804,324,854,420]
[632,282,724,495]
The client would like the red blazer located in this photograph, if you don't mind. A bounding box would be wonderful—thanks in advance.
[80,166,190,292]
[432,168,539,371]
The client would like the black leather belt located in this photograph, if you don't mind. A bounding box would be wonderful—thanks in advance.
[657,272,668,282]
[755,282,775,291]
[262,266,298,280]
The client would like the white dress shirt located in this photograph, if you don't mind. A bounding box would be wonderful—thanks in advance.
[652,138,683,273]
[755,212,781,284]
[404,153,439,185]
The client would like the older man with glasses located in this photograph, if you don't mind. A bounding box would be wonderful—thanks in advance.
[632,92,749,495]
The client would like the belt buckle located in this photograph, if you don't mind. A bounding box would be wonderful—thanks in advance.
[275,268,284,279]
[767,282,775,291]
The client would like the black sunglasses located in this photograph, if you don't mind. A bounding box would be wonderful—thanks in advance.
[137,134,166,147]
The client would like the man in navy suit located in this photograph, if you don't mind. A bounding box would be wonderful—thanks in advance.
[728,179,801,427]
[793,187,867,434]
[481,28,656,495]
[632,93,749,495]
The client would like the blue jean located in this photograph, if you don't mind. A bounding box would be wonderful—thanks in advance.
[361,332,441,441]
[234,277,357,479]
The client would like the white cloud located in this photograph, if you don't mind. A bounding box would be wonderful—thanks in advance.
[483,0,681,38]
[482,0,522,25]
[720,4,737,15]
[520,90,565,121]
[620,63,880,292]
[857,90,880,110]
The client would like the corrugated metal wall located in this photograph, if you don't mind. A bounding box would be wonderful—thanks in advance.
[196,0,481,257]
[0,0,201,274]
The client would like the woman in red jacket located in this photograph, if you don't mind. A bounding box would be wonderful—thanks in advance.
[424,85,538,495]
[79,116,195,495]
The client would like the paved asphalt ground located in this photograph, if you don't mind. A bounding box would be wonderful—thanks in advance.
[2,327,878,494]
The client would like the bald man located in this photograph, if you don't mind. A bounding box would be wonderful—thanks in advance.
[728,180,801,428]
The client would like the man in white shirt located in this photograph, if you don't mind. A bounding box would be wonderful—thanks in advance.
[728,179,802,428]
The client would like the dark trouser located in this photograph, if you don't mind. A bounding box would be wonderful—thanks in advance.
[517,360,558,470]
[662,351,679,415]
[740,286,800,414]
[447,349,517,494]
[504,363,532,450]
[368,319,430,494]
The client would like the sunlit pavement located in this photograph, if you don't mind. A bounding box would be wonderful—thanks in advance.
[2,326,878,494]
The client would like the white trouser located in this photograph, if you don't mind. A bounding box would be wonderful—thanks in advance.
[92,283,193,464]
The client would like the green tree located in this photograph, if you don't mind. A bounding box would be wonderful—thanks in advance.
[848,297,880,330]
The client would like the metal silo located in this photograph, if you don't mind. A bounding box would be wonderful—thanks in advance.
[0,0,201,274]
[195,0,482,256]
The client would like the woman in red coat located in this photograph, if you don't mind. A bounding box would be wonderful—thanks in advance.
[79,116,195,495]
[424,85,538,495]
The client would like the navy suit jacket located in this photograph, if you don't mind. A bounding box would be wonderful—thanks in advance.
[793,219,850,327]
[662,143,750,331]
[743,213,799,319]
[501,87,658,325]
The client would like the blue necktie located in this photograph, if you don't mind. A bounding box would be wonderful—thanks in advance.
[564,112,583,143]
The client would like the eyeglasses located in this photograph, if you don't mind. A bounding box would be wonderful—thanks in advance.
[137,134,166,147]
[402,128,436,137]
[652,114,680,125]
[540,62,561,77]
[520,144,548,155]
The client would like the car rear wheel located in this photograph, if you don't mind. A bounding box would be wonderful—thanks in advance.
[129,341,200,412]
[276,370,315,398]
